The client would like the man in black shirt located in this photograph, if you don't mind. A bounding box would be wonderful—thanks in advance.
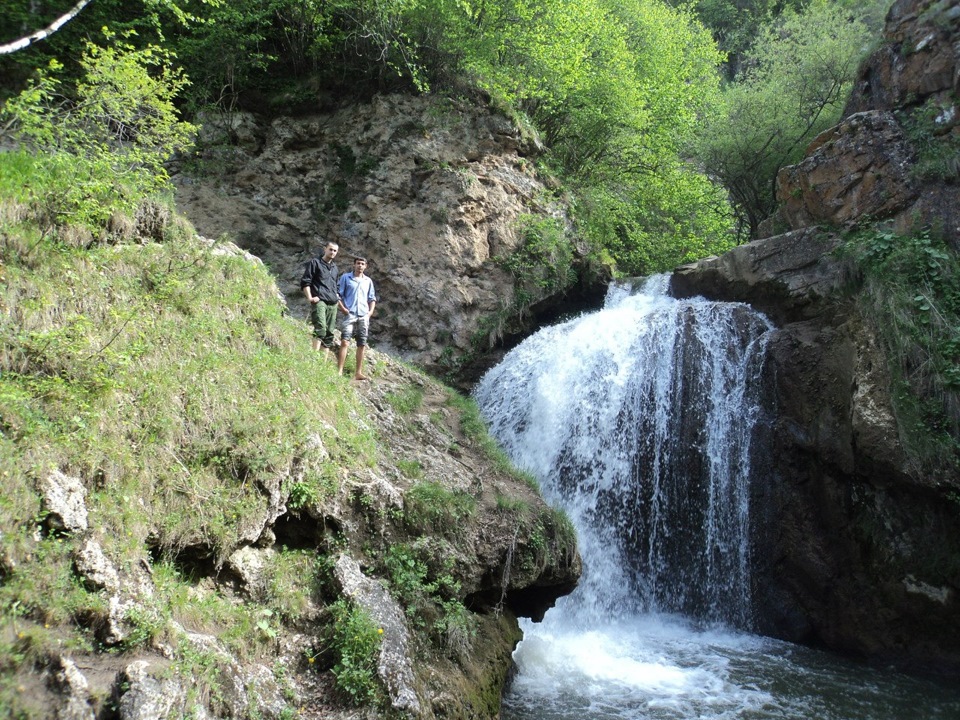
[300,241,341,354]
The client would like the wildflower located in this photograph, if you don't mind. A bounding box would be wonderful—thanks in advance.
[378,628,384,634]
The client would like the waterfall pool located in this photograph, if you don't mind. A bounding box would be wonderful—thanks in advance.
[501,612,960,719]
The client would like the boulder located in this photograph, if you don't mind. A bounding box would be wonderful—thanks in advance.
[776,111,918,232]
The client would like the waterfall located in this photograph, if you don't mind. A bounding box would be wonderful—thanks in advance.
[474,279,960,720]
[475,277,773,629]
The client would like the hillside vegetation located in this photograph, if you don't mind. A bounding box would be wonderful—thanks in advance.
[0,187,579,716]
[1,0,889,274]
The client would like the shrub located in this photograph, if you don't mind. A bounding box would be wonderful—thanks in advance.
[329,599,383,705]
[844,225,960,477]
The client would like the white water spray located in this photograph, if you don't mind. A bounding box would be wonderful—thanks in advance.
[476,277,772,627]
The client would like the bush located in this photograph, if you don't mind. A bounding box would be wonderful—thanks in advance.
[2,37,195,233]
[329,599,383,705]
[844,226,960,477]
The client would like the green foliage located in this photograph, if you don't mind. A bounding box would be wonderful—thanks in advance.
[405,480,476,531]
[691,0,876,238]
[2,37,195,232]
[498,215,576,308]
[844,225,960,476]
[396,458,424,480]
[901,96,960,182]
[385,383,426,414]
[383,542,476,655]
[0,209,378,584]
[329,599,383,705]
[574,170,736,276]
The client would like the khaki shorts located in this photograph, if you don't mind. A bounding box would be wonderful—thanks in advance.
[340,313,370,346]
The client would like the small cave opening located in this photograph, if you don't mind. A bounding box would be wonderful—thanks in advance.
[272,511,342,552]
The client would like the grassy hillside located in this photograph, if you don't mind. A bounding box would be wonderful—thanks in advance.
[0,192,376,710]
[0,179,578,717]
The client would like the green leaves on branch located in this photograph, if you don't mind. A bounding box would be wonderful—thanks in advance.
[3,37,195,230]
[690,0,875,238]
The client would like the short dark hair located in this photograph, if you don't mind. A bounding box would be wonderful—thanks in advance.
[354,256,367,263]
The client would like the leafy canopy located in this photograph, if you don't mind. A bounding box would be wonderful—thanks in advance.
[2,34,196,229]
[690,0,876,238]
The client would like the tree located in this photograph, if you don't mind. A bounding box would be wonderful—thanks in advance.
[691,0,875,238]
[3,37,196,228]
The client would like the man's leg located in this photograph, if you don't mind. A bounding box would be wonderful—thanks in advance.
[310,304,323,351]
[337,341,349,375]
[321,304,337,360]
[354,345,367,380]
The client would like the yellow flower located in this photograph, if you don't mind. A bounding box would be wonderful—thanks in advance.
[308,657,315,664]
[378,628,384,634]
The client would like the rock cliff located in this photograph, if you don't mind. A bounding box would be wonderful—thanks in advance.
[673,0,960,678]
[173,95,604,386]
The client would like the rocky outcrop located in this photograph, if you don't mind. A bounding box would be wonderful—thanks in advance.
[771,0,960,249]
[844,0,960,117]
[20,345,579,720]
[174,95,603,382]
[672,0,960,678]
[775,111,919,232]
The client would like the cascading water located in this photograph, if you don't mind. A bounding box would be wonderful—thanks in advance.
[477,276,769,628]
[474,279,960,720]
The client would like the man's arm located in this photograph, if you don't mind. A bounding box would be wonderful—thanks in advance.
[300,260,317,302]
[367,280,377,316]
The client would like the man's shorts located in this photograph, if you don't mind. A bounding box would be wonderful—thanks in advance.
[310,302,338,347]
[340,313,370,346]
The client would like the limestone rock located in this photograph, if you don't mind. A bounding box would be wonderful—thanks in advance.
[671,228,847,323]
[54,657,95,720]
[73,536,121,593]
[117,661,188,720]
[173,94,590,379]
[333,553,422,715]
[226,544,276,596]
[39,470,88,533]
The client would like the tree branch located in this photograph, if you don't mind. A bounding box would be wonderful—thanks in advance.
[0,0,94,55]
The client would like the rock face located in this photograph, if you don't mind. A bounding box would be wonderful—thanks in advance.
[174,95,601,382]
[773,0,960,250]
[776,111,919,232]
[673,0,960,678]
